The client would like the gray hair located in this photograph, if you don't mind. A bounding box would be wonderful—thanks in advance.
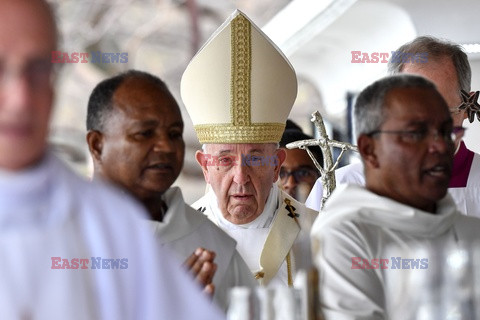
[354,74,437,137]
[387,36,471,93]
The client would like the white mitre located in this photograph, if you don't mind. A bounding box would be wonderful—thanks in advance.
[181,10,297,144]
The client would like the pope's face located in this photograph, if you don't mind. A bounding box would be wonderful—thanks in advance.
[364,87,454,212]
[196,143,286,224]
[95,78,185,200]
[0,0,56,170]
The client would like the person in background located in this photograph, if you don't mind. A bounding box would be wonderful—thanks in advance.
[279,119,322,203]
[0,0,224,318]
[86,69,255,311]
[306,36,480,218]
[182,10,318,287]
[311,74,480,319]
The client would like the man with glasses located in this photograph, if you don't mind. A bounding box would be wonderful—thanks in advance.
[183,11,318,287]
[310,74,480,319]
[306,36,480,218]
[279,120,322,202]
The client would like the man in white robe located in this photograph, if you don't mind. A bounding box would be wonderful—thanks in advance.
[0,153,224,319]
[194,182,317,287]
[0,1,224,318]
[181,11,318,287]
[306,161,364,210]
[311,74,480,319]
[86,70,255,311]
[306,36,480,218]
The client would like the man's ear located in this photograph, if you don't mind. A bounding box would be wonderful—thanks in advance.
[273,148,287,181]
[195,150,211,184]
[86,130,104,163]
[357,134,379,168]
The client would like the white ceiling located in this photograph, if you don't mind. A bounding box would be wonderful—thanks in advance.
[263,0,480,157]
[265,0,480,120]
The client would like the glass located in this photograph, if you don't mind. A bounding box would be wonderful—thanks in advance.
[366,127,459,144]
[226,286,304,320]
[226,287,254,320]
[450,89,479,116]
[279,167,318,183]
[383,241,480,320]
[202,154,279,169]
[450,107,463,116]
[452,126,467,140]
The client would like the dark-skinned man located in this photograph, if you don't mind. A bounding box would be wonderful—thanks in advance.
[311,74,480,319]
[86,70,255,311]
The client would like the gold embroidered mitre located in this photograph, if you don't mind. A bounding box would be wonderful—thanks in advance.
[181,10,297,144]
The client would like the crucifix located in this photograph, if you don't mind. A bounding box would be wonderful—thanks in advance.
[286,111,358,210]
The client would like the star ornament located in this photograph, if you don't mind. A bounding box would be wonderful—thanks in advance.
[458,90,480,123]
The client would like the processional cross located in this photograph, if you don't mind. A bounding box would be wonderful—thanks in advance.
[286,111,358,210]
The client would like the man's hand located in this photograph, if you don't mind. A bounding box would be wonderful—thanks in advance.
[183,247,217,296]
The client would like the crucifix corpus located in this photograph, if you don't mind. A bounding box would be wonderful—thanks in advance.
[286,111,358,210]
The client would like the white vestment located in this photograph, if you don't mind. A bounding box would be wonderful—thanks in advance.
[306,141,480,218]
[311,184,480,320]
[151,187,256,311]
[0,153,224,320]
[447,141,480,218]
[305,162,364,211]
[193,184,318,287]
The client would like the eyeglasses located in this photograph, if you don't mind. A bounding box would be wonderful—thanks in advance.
[366,126,464,144]
[449,107,463,116]
[279,167,319,183]
[452,126,467,139]
[449,90,480,118]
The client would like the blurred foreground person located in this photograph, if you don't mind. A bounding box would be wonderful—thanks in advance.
[0,0,224,319]
[311,74,480,319]
[279,119,322,202]
[86,70,255,311]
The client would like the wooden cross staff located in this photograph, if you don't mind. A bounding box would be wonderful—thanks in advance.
[286,111,358,210]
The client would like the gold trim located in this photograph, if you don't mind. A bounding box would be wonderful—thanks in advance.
[254,271,265,279]
[231,13,251,126]
[194,123,285,143]
[284,198,299,225]
[286,251,293,287]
